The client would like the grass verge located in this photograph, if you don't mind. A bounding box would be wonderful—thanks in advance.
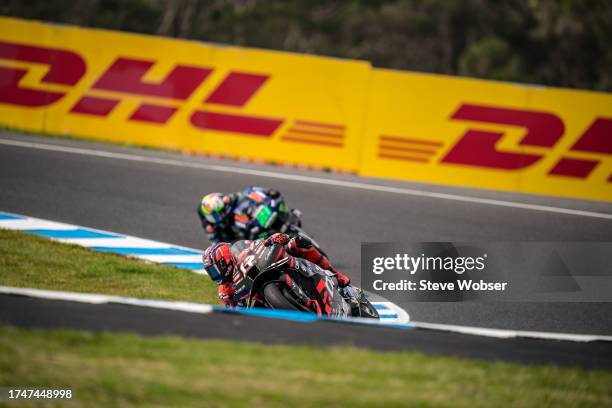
[1,325,611,408]
[0,229,218,304]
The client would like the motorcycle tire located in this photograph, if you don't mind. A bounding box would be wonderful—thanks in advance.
[262,282,302,311]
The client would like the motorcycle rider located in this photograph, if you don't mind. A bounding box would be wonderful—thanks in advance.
[202,232,351,310]
[197,186,290,243]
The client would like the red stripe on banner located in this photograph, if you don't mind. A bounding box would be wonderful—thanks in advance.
[286,128,344,138]
[378,153,430,163]
[294,120,345,130]
[0,67,66,107]
[129,104,177,124]
[281,136,343,147]
[380,135,444,147]
[378,144,437,155]
[94,57,212,100]
[190,110,282,136]
[70,96,119,116]
[451,103,565,148]
[571,118,612,155]
[205,72,269,107]
[442,130,542,170]
[0,40,86,86]
[549,158,599,178]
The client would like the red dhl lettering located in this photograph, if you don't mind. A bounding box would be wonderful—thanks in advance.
[0,40,85,107]
[92,57,212,100]
[0,40,609,183]
[442,104,565,170]
[441,103,611,181]
[0,40,282,135]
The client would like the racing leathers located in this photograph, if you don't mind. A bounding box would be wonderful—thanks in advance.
[217,233,350,308]
[197,186,285,243]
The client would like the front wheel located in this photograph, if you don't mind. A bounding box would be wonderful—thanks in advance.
[357,300,380,319]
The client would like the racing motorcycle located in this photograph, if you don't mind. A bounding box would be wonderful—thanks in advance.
[230,240,379,319]
[230,191,328,257]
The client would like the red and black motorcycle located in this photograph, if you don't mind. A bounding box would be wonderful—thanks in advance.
[231,240,379,319]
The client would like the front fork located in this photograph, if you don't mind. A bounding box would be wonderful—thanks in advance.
[339,286,366,316]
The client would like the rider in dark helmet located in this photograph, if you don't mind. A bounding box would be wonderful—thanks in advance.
[197,186,287,243]
[202,233,350,308]
[198,192,236,243]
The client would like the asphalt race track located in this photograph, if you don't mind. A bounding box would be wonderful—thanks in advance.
[2,294,611,369]
[1,132,612,335]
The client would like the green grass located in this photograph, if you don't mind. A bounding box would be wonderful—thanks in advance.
[1,325,611,408]
[0,229,218,304]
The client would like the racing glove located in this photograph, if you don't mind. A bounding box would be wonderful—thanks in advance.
[218,283,236,307]
[264,232,291,246]
[205,225,218,243]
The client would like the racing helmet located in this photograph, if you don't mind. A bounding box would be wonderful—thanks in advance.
[202,243,235,284]
[200,193,231,224]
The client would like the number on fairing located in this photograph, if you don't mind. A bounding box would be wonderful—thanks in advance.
[240,254,256,274]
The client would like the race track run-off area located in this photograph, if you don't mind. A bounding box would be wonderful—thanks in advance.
[1,132,612,367]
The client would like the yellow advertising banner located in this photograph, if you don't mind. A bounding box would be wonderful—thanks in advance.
[360,69,612,201]
[0,17,370,171]
[1,17,611,201]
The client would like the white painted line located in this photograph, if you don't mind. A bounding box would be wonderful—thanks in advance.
[0,286,109,304]
[2,286,609,342]
[56,237,173,248]
[2,138,611,220]
[0,286,214,314]
[410,320,612,342]
[0,219,78,230]
[0,211,197,252]
[131,254,202,263]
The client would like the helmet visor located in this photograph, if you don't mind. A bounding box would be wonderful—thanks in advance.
[204,211,223,224]
[205,261,225,283]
